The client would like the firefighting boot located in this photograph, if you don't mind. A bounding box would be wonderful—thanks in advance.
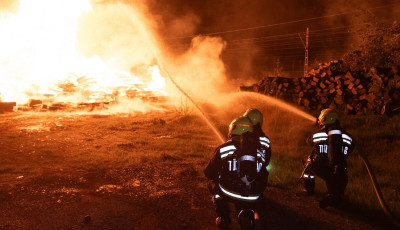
[215,216,231,229]
[302,169,315,195]
[214,197,231,229]
[238,209,255,230]
[318,194,338,209]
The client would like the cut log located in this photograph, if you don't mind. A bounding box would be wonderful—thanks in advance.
[334,95,344,105]
[345,72,354,81]
[302,98,310,107]
[344,80,352,85]
[0,102,16,112]
[29,99,42,107]
[346,104,354,110]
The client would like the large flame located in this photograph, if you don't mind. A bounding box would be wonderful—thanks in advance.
[0,0,167,105]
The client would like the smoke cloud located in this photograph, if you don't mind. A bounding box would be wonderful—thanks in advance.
[145,0,400,78]
[162,36,231,102]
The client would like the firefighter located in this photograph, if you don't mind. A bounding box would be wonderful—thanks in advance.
[204,116,270,229]
[301,108,354,209]
[243,108,271,165]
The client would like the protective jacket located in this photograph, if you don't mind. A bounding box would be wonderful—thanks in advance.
[204,133,271,202]
[307,124,354,177]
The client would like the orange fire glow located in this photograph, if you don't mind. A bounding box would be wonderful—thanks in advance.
[0,0,167,105]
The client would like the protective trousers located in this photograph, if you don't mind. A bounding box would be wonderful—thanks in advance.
[326,168,348,199]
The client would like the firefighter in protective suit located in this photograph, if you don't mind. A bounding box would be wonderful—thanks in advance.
[243,108,268,139]
[301,108,354,209]
[204,115,271,229]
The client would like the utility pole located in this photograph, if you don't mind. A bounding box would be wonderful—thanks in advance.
[305,27,309,77]
[274,58,280,77]
[298,27,309,77]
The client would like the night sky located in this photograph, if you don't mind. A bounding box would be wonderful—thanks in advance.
[145,0,400,78]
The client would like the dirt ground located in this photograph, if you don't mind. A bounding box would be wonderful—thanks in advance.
[0,111,396,230]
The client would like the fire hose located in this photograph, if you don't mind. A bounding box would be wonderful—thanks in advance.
[356,144,400,229]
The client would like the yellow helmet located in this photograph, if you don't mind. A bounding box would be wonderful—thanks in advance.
[228,116,253,138]
[318,108,339,126]
[243,108,263,126]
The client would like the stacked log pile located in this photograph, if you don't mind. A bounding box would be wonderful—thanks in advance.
[241,60,400,115]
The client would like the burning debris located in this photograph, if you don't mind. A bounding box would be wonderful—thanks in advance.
[0,0,169,112]
[241,61,400,115]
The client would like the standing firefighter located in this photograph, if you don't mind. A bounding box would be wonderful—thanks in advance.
[204,113,271,229]
[301,108,354,208]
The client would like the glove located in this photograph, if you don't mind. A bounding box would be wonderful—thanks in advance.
[332,165,346,176]
[207,181,217,194]
[333,165,338,175]
[240,176,253,196]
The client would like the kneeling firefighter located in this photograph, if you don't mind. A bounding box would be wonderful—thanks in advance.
[301,108,354,208]
[204,113,271,229]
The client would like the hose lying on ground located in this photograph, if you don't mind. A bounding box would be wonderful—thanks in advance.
[357,143,400,229]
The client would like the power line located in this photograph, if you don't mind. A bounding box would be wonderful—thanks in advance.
[166,1,400,40]
[169,25,359,48]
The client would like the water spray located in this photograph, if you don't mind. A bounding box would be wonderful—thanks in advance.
[236,91,316,122]
[156,60,226,144]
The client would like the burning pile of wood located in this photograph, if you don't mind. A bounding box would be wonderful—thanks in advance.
[241,60,400,115]
[0,80,168,113]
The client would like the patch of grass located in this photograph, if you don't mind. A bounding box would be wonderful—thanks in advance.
[186,153,203,158]
[267,153,303,190]
[92,115,109,119]
[174,96,193,116]
[160,153,180,162]
[117,143,135,150]
[151,118,166,125]
[179,165,198,177]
